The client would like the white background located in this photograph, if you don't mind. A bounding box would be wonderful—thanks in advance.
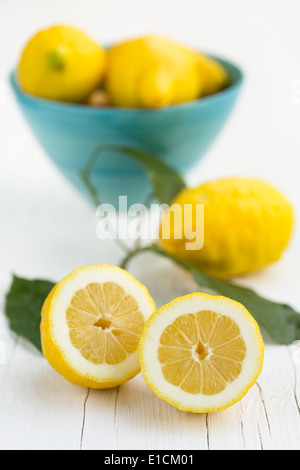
[0,0,300,450]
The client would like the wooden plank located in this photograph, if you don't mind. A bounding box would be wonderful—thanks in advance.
[113,374,208,450]
[206,401,245,450]
[0,341,88,450]
[240,383,273,450]
[80,387,119,450]
[289,341,300,412]
[81,374,209,450]
[255,345,300,450]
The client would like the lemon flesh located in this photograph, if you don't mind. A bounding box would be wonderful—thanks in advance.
[139,293,264,413]
[67,282,144,365]
[159,311,246,395]
[18,25,106,103]
[41,265,156,389]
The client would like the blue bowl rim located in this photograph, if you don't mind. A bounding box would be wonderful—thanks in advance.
[10,53,244,116]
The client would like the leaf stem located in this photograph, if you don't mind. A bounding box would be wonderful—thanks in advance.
[120,245,155,270]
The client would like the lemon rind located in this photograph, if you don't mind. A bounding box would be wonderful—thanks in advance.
[139,292,264,413]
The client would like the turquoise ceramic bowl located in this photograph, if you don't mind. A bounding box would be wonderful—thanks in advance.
[10,56,243,207]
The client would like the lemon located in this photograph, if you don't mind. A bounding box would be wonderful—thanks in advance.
[160,178,294,279]
[18,25,106,103]
[139,293,264,413]
[197,53,229,96]
[41,265,156,388]
[105,35,203,108]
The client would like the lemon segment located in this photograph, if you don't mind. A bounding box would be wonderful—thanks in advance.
[139,293,264,413]
[41,265,156,389]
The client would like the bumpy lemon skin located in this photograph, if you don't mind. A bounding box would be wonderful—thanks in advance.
[160,178,294,279]
[105,35,203,108]
[18,25,106,103]
[139,292,265,413]
[40,265,156,389]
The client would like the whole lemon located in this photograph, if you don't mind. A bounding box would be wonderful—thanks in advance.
[160,178,294,279]
[18,25,106,103]
[105,35,203,108]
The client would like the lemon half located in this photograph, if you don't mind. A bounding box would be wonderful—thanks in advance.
[41,265,156,388]
[139,293,264,413]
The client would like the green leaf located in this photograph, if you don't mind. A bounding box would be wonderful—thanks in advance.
[5,275,55,353]
[122,245,300,345]
[79,145,186,206]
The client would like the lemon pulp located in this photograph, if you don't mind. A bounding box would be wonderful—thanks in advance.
[67,281,144,365]
[158,310,246,395]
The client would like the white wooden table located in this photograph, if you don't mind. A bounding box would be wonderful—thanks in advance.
[1,0,300,451]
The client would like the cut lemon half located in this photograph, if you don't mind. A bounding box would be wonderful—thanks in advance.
[41,265,156,389]
[139,293,264,413]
